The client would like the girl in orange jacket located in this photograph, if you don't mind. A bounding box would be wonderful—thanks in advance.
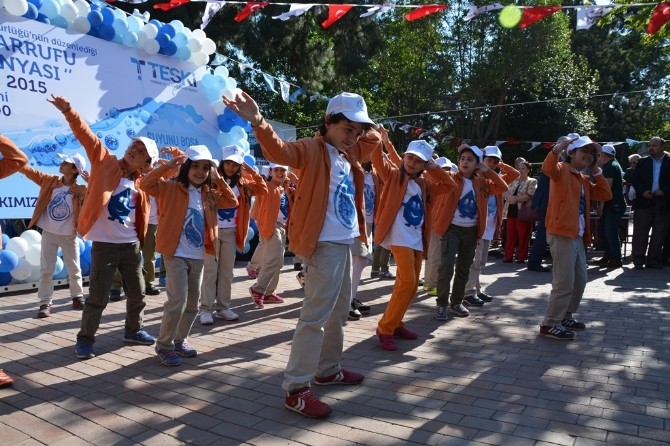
[200,145,268,324]
[140,145,237,366]
[248,164,295,308]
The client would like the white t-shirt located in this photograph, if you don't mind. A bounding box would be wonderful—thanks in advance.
[381,180,424,251]
[363,171,375,224]
[148,196,159,225]
[174,185,206,260]
[482,194,497,241]
[277,191,289,226]
[37,184,76,235]
[318,143,359,243]
[217,183,239,229]
[578,185,586,237]
[451,177,478,227]
[87,177,139,243]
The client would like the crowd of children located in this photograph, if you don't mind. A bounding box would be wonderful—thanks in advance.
[0,91,621,416]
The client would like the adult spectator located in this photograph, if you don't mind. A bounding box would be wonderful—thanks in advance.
[596,145,626,268]
[623,153,640,205]
[527,171,551,272]
[502,160,537,263]
[631,137,670,269]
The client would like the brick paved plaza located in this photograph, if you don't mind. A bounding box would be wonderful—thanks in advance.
[1,254,669,445]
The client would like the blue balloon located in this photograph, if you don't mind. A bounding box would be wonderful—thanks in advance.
[36,13,51,24]
[0,250,19,273]
[50,15,69,29]
[80,257,91,276]
[217,114,236,132]
[98,25,115,41]
[243,241,251,254]
[249,219,259,238]
[2,233,9,248]
[77,237,85,255]
[149,19,162,28]
[0,271,12,286]
[53,257,64,276]
[155,256,162,269]
[246,226,255,241]
[101,8,115,26]
[156,32,171,49]
[23,4,39,19]
[28,0,43,9]
[161,24,176,39]
[163,41,178,56]
[53,265,68,280]
[87,10,104,29]
[243,155,256,168]
[234,114,252,132]
[87,26,99,38]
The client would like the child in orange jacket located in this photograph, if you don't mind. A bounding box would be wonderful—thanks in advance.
[140,145,237,366]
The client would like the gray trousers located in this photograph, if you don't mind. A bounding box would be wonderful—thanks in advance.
[283,242,351,392]
[436,225,478,307]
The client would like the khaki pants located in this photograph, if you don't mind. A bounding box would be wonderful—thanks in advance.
[465,239,491,296]
[200,227,237,311]
[251,224,286,295]
[38,230,83,305]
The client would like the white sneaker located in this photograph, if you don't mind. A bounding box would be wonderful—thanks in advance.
[199,311,214,325]
[214,309,239,321]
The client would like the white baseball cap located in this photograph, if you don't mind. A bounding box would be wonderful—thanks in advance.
[326,92,375,125]
[483,146,502,159]
[268,162,288,170]
[459,144,484,162]
[567,135,597,153]
[56,152,87,173]
[186,145,218,168]
[601,144,616,156]
[132,137,159,164]
[221,145,245,164]
[405,140,433,162]
[435,157,452,169]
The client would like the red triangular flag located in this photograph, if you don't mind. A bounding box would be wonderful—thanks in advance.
[153,0,190,12]
[404,4,448,22]
[647,2,670,35]
[321,5,354,29]
[519,6,562,29]
[234,2,270,22]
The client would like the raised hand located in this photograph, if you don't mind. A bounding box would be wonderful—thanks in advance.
[222,91,263,126]
[47,95,71,113]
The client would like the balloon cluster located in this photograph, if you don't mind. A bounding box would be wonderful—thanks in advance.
[200,66,254,160]
[1,0,217,66]
[236,220,257,254]
[0,230,91,286]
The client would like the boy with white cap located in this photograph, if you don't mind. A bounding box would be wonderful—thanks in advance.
[434,144,508,320]
[223,90,380,418]
[540,136,612,339]
[464,145,519,305]
[372,139,456,350]
[21,152,88,317]
[48,95,161,360]
[141,145,237,365]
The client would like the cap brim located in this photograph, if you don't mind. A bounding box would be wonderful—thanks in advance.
[223,156,244,164]
[405,150,430,162]
[343,111,375,125]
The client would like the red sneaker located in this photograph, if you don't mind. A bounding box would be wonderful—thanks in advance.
[249,287,264,309]
[376,328,397,351]
[72,298,84,311]
[285,387,332,418]
[0,369,14,388]
[393,326,418,340]
[314,369,364,386]
[263,293,284,304]
[246,266,258,279]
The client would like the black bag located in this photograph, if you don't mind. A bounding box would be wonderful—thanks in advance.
[518,205,539,224]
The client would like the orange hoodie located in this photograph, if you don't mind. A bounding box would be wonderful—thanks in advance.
[0,135,29,179]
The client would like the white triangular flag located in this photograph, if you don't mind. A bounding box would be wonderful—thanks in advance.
[464,3,504,21]
[360,5,394,18]
[263,73,277,93]
[576,5,614,30]
[527,141,541,152]
[279,80,291,103]
[273,4,316,21]
[201,1,225,30]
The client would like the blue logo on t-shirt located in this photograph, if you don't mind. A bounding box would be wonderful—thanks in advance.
[217,207,237,222]
[48,191,72,222]
[364,183,374,217]
[107,189,135,224]
[334,171,356,229]
[458,190,477,219]
[403,194,424,228]
[280,193,289,219]
[579,193,585,216]
[487,195,497,216]
[184,208,205,248]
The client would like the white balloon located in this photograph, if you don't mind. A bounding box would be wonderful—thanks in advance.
[192,28,207,42]
[238,139,250,153]
[221,87,236,101]
[5,0,29,16]
[137,30,148,47]
[72,16,91,34]
[202,38,216,55]
[142,23,159,39]
[73,0,90,15]
[25,245,42,267]
[225,77,237,91]
[190,51,208,66]
[127,15,143,33]
[21,229,42,245]
[212,100,226,115]
[187,37,202,53]
[6,237,29,258]
[27,264,41,283]
[213,66,229,79]
[10,258,32,282]
[143,38,160,55]
[60,3,78,22]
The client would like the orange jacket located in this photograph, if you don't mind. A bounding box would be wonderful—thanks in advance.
[371,144,457,254]
[140,163,238,259]
[542,151,612,244]
[255,181,286,240]
[63,109,150,245]
[229,169,268,250]
[0,135,29,179]
[253,120,381,260]
[21,166,87,232]
[433,169,509,239]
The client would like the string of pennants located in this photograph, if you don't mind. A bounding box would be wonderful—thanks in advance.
[108,0,670,35]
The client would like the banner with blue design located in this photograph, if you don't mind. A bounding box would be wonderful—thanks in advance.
[0,12,219,219]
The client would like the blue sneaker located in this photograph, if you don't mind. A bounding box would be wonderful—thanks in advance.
[123,329,156,345]
[435,306,449,321]
[158,274,166,287]
[75,342,95,359]
[156,349,181,366]
[174,340,197,358]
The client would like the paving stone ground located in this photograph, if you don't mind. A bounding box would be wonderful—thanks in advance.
[1,250,669,445]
